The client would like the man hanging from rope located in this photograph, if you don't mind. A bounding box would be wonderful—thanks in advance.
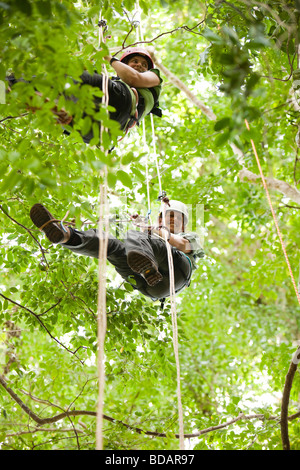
[6,47,163,144]
[29,200,204,301]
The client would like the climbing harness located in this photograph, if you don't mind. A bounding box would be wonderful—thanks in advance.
[119,85,140,138]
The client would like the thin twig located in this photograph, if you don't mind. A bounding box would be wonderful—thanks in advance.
[115,19,205,55]
[0,292,85,363]
[0,204,49,268]
[0,113,29,123]
[37,298,63,317]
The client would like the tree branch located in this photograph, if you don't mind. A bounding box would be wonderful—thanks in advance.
[1,375,300,441]
[5,426,86,438]
[239,167,300,204]
[281,346,300,450]
[0,204,49,268]
[0,113,29,123]
[0,292,85,363]
[119,19,205,52]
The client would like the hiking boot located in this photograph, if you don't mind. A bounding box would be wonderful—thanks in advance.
[127,250,163,287]
[30,203,70,244]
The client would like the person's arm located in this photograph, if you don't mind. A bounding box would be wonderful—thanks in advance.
[104,56,160,88]
[153,228,192,253]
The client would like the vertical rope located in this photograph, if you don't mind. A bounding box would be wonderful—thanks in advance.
[136,2,185,448]
[159,178,185,451]
[150,113,163,194]
[142,120,152,224]
[96,169,109,451]
[245,119,300,306]
[96,10,110,451]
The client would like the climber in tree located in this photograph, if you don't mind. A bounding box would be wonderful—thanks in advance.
[77,47,163,142]
[29,200,204,301]
[6,47,163,143]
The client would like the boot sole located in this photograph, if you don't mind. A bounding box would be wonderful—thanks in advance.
[30,203,64,244]
[127,251,163,287]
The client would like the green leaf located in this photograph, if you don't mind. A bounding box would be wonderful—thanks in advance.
[214,117,231,131]
[215,131,230,147]
[117,170,132,188]
[202,27,223,45]
[80,115,92,136]
[121,152,135,165]
[124,282,134,292]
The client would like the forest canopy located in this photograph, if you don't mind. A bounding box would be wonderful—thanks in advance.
[1,0,300,451]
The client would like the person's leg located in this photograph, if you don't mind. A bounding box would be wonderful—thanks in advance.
[139,246,192,299]
[124,230,164,286]
[64,228,156,297]
[124,230,192,298]
[63,227,130,276]
[30,203,129,266]
[29,204,150,294]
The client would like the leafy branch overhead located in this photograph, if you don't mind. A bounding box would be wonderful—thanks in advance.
[1,0,300,451]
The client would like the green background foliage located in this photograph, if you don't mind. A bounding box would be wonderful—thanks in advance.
[1,0,300,450]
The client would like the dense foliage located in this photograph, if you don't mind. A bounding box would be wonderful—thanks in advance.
[1,0,300,450]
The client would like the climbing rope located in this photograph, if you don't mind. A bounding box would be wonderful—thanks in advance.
[245,119,300,306]
[96,171,109,451]
[136,2,185,450]
[142,121,152,224]
[158,192,185,451]
[96,11,110,451]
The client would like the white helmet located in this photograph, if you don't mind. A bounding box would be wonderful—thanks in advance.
[159,200,189,225]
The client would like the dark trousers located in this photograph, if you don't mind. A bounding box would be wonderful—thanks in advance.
[63,229,192,300]
[67,72,133,143]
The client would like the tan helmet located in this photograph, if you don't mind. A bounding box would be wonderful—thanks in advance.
[159,200,189,225]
